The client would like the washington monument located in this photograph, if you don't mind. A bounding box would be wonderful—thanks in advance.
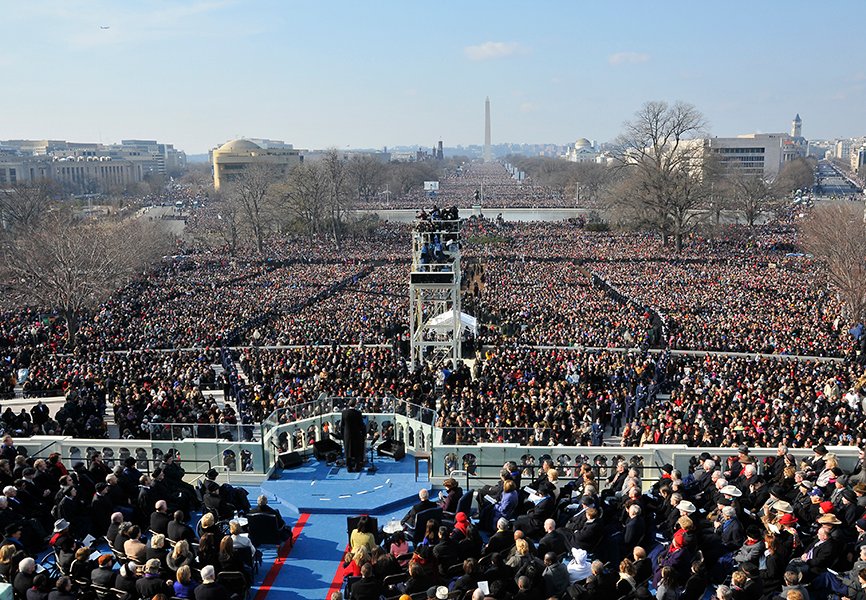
[483,97,492,162]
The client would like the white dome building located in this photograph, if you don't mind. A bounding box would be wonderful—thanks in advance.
[563,138,600,163]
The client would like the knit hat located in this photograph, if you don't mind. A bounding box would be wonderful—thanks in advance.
[819,501,834,514]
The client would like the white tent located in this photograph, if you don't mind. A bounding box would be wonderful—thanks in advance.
[427,309,478,335]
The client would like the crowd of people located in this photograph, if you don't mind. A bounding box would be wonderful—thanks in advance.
[463,259,656,348]
[341,444,866,600]
[362,163,571,210]
[0,438,280,599]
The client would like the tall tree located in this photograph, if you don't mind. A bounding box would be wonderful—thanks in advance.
[0,181,57,233]
[800,204,866,324]
[321,150,352,247]
[776,157,815,195]
[347,155,386,203]
[726,171,780,228]
[194,193,243,255]
[2,214,171,346]
[225,165,278,255]
[275,162,329,237]
[611,100,711,251]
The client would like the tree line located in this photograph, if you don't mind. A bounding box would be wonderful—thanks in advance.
[197,149,449,255]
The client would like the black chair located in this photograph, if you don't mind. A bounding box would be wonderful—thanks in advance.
[346,516,379,545]
[382,572,408,591]
[343,575,361,600]
[217,570,249,599]
[247,513,280,546]
[444,490,474,524]
[405,507,443,546]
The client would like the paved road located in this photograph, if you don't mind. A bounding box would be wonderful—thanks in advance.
[815,161,862,198]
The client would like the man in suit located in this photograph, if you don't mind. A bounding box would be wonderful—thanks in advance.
[91,483,114,537]
[537,519,569,558]
[249,496,292,542]
[800,526,836,576]
[194,565,230,600]
[352,563,384,600]
[149,500,171,535]
[432,526,461,575]
[13,557,36,599]
[167,510,197,544]
[482,518,513,557]
[90,554,116,588]
[341,400,366,472]
[401,489,437,527]
[515,483,556,538]
[572,507,604,551]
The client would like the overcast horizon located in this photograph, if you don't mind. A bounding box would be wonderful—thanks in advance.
[3,0,866,155]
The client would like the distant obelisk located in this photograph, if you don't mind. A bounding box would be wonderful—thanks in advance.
[483,97,492,162]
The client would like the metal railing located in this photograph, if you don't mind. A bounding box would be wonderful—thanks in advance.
[145,422,258,443]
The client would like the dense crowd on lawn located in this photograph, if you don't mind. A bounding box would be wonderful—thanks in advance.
[341,443,866,600]
[0,439,279,599]
[359,162,573,210]
[250,263,410,347]
[463,259,656,348]
[591,259,848,357]
[434,347,866,448]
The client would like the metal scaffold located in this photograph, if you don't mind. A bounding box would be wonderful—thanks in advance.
[409,218,462,371]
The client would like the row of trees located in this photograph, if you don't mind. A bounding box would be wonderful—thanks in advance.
[197,150,445,255]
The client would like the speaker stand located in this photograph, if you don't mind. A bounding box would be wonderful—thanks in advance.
[367,442,378,474]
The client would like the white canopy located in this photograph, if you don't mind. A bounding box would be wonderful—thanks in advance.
[427,309,478,335]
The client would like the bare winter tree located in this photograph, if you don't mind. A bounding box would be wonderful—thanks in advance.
[725,171,781,228]
[347,155,386,204]
[800,203,866,324]
[321,150,352,247]
[2,214,172,347]
[611,100,711,251]
[0,181,58,233]
[194,192,243,255]
[224,165,279,255]
[776,157,816,196]
[275,162,329,237]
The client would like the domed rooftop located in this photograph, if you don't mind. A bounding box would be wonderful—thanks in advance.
[574,138,592,148]
[217,139,261,153]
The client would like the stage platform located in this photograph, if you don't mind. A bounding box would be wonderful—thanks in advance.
[261,455,433,515]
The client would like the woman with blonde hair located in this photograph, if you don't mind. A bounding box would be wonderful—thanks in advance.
[506,537,531,569]
[341,546,369,579]
[817,454,838,487]
[616,558,637,596]
[167,540,194,571]
[146,533,168,569]
[172,564,198,598]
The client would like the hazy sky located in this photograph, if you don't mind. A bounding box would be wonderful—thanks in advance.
[3,1,865,154]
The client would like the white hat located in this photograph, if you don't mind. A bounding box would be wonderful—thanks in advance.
[678,500,696,513]
[53,519,70,533]
[436,586,449,599]
[721,485,742,497]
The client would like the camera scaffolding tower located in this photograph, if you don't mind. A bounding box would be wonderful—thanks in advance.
[409,219,462,371]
